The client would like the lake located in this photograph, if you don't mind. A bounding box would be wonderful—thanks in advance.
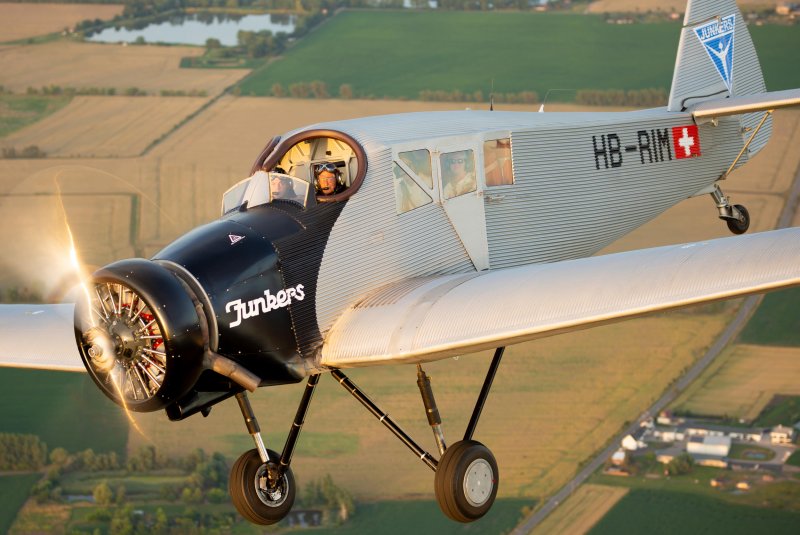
[88,13,295,47]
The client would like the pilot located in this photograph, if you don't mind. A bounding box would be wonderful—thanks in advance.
[485,139,513,186]
[315,162,346,196]
[442,151,477,199]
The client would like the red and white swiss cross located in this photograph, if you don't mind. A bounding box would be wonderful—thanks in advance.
[671,125,701,159]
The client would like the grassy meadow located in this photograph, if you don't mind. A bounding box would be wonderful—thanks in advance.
[239,11,800,99]
[588,489,800,535]
[0,369,128,456]
[0,474,40,535]
[739,287,800,346]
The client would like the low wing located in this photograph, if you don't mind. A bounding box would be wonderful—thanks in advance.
[0,303,84,372]
[321,228,800,369]
[691,88,800,124]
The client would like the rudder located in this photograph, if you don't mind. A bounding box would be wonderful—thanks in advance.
[669,0,771,157]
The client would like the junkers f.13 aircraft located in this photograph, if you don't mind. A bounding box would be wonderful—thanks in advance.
[2,0,800,525]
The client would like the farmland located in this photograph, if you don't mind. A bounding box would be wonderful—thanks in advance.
[2,96,209,158]
[239,11,800,100]
[0,474,40,535]
[0,368,127,456]
[127,309,734,500]
[739,287,800,346]
[535,484,628,535]
[0,94,71,138]
[0,42,248,95]
[586,0,779,13]
[0,3,124,44]
[673,345,800,421]
[589,489,800,534]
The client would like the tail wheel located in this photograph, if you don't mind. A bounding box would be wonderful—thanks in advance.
[78,282,170,411]
[434,440,498,522]
[230,449,295,525]
[726,204,750,235]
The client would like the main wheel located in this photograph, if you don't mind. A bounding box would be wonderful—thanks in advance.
[434,440,498,522]
[229,449,295,525]
[726,204,750,235]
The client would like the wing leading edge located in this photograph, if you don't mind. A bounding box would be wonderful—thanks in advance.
[321,228,800,368]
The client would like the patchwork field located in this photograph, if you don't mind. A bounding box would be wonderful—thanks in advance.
[127,309,733,500]
[239,11,800,100]
[0,41,248,95]
[673,344,800,421]
[588,489,800,535]
[0,474,40,535]
[1,96,209,158]
[535,484,628,535]
[0,3,124,43]
[740,287,800,346]
[0,94,71,138]
[586,0,776,13]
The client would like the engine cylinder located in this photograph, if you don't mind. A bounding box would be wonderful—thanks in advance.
[74,259,205,412]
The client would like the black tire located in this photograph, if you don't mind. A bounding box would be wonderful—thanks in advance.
[726,204,750,235]
[434,440,498,523]
[229,449,295,525]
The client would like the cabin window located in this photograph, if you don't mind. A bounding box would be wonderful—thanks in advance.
[441,149,477,200]
[484,138,514,186]
[393,163,432,214]
[398,149,433,189]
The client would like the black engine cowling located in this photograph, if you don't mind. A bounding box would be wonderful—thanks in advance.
[74,259,205,412]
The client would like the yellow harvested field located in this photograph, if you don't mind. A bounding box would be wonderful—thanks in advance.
[674,344,800,421]
[0,41,248,94]
[536,484,629,535]
[0,3,123,43]
[586,0,772,13]
[2,96,208,157]
[128,310,733,499]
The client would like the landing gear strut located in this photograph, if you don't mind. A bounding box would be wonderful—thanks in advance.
[229,374,320,525]
[229,348,506,525]
[710,184,750,234]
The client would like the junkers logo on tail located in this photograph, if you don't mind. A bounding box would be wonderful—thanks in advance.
[694,14,735,92]
[226,284,305,328]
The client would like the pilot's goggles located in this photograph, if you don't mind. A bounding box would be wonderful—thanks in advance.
[449,158,465,164]
[315,162,338,174]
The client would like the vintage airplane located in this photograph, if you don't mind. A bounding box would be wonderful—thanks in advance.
[2,0,800,525]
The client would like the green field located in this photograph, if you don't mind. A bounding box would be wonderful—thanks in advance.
[0,473,40,534]
[309,499,529,535]
[0,94,71,138]
[0,369,127,456]
[739,287,800,346]
[754,395,800,427]
[589,489,800,535]
[238,11,800,99]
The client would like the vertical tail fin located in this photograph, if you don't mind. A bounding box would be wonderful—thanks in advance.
[669,0,771,157]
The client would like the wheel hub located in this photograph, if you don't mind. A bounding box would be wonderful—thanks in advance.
[255,463,288,508]
[463,458,494,507]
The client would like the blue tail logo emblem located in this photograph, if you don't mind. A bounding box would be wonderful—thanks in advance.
[694,14,736,92]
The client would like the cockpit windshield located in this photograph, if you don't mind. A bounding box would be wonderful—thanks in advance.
[221,171,311,215]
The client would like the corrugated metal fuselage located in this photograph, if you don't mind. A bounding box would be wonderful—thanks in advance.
[311,108,745,347]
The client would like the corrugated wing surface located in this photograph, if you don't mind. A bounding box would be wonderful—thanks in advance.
[321,227,800,368]
[0,304,84,371]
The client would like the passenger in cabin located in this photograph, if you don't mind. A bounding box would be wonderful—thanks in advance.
[442,150,477,199]
[315,162,346,196]
[484,139,514,186]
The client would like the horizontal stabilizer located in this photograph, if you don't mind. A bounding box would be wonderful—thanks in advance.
[692,88,800,123]
[0,304,84,372]
[321,228,800,369]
